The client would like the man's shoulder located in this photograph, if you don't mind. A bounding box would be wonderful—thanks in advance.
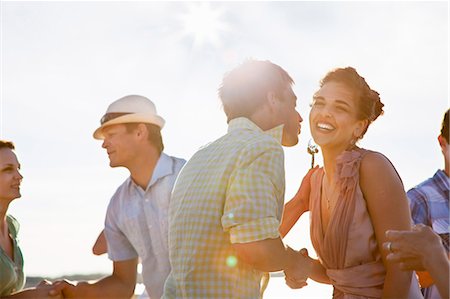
[199,132,280,167]
[161,153,186,176]
[105,178,134,217]
[227,127,282,152]
[407,176,437,200]
[409,176,436,191]
[109,177,132,202]
[184,128,282,169]
[168,155,186,167]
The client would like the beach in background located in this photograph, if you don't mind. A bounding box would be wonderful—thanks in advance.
[25,274,332,299]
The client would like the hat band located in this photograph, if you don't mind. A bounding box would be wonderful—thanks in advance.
[100,112,132,125]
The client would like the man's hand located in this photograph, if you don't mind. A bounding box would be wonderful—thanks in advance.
[383,224,444,271]
[11,280,64,299]
[48,280,78,298]
[36,280,53,288]
[283,248,313,289]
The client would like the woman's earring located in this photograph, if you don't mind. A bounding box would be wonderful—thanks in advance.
[307,139,319,168]
[348,137,357,150]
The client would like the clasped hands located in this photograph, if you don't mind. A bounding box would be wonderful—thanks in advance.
[32,279,77,298]
[284,247,313,289]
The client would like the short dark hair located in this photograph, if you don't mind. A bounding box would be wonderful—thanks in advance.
[441,109,449,144]
[218,59,294,122]
[320,67,384,140]
[0,140,15,150]
[125,123,164,154]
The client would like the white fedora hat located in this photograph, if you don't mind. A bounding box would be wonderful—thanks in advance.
[93,95,165,140]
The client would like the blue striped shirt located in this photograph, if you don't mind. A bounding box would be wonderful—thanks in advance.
[407,170,449,299]
[407,169,449,249]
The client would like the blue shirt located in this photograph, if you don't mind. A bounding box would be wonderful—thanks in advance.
[407,170,449,239]
[407,170,449,299]
[104,153,185,299]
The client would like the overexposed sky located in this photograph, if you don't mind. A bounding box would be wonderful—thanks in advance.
[1,1,448,297]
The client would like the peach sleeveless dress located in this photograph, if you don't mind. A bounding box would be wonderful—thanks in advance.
[309,148,422,299]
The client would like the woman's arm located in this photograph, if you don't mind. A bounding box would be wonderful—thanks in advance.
[308,258,331,284]
[285,249,331,287]
[360,152,414,299]
[279,167,317,238]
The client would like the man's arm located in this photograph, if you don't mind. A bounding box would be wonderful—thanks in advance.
[385,225,449,299]
[232,238,312,280]
[92,229,107,255]
[50,258,138,299]
[233,238,293,272]
[226,143,312,280]
[424,245,449,299]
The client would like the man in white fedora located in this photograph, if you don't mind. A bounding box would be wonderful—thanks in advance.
[50,95,185,299]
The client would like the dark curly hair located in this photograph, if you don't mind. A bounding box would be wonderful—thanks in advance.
[0,140,15,150]
[320,67,384,139]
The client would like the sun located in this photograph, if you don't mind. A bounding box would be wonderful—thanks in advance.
[178,2,228,48]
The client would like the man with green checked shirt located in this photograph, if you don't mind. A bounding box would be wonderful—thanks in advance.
[163,59,312,298]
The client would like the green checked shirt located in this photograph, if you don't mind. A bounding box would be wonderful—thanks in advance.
[163,117,285,299]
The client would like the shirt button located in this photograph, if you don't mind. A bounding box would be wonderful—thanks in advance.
[145,198,149,202]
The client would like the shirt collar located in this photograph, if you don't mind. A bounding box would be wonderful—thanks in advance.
[434,169,450,189]
[227,117,284,144]
[129,152,174,192]
[147,152,173,189]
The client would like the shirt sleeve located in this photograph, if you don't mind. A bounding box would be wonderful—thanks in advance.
[221,140,285,243]
[406,188,430,226]
[104,195,138,261]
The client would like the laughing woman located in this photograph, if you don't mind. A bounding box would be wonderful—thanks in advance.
[0,140,60,299]
[281,67,423,298]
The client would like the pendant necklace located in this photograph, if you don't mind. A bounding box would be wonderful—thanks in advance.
[322,176,335,211]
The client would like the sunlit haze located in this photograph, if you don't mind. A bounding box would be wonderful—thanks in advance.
[178,2,229,48]
[0,1,448,298]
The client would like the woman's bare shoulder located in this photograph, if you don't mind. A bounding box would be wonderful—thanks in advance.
[360,150,393,175]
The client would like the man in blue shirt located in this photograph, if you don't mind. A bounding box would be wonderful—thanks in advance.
[407,109,449,299]
[50,95,185,299]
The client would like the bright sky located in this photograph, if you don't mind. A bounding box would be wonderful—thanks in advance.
[1,1,448,297]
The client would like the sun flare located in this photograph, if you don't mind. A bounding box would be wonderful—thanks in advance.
[179,3,228,48]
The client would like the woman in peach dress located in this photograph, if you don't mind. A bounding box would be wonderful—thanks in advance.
[281,67,422,298]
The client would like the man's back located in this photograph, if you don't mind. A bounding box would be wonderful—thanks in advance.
[164,118,285,298]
